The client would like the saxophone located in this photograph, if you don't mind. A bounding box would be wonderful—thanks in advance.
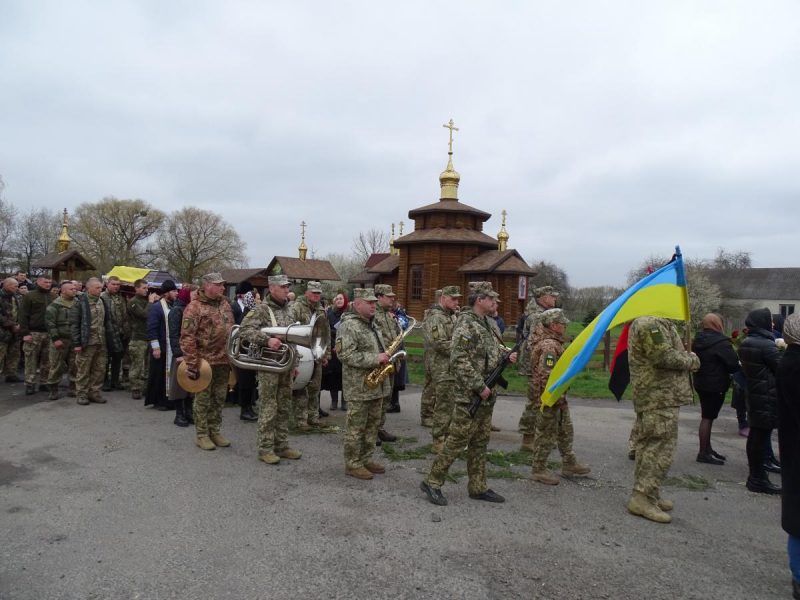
[365,316,416,389]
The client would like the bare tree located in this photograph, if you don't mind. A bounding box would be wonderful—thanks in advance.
[0,177,17,273]
[156,207,247,282]
[71,197,166,273]
[528,259,570,305]
[352,228,389,263]
[11,207,61,274]
[712,247,752,270]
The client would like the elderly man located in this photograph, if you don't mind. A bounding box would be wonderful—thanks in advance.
[421,282,517,506]
[45,281,78,400]
[0,278,22,382]
[70,278,122,405]
[180,273,234,451]
[338,288,391,479]
[18,275,53,395]
[290,281,331,430]
[240,274,302,465]
[101,275,130,391]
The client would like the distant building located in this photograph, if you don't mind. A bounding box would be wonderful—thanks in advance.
[31,209,95,282]
[706,267,800,328]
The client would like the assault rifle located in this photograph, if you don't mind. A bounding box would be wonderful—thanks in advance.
[468,333,528,418]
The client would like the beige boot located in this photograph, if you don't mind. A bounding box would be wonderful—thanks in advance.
[196,435,216,451]
[562,461,591,477]
[520,434,536,452]
[531,469,560,485]
[365,462,386,474]
[627,491,672,523]
[656,497,674,512]
[346,466,374,480]
[209,432,231,447]
[258,452,280,464]
[278,448,302,460]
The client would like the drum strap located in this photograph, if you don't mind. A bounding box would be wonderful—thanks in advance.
[265,305,277,327]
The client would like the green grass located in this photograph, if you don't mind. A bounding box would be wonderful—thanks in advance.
[663,473,714,491]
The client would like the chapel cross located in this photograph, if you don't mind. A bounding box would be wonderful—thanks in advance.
[300,220,306,241]
[442,118,459,154]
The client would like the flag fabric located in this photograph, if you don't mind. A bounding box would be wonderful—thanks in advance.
[541,246,690,407]
[607,322,631,401]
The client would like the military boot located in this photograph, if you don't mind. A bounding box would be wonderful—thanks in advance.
[531,469,560,485]
[77,397,90,406]
[562,461,591,477]
[656,497,674,512]
[520,434,536,452]
[278,448,302,460]
[48,386,59,401]
[195,435,216,451]
[346,466,373,480]
[365,462,385,474]
[627,491,672,523]
[209,433,231,447]
[258,452,280,465]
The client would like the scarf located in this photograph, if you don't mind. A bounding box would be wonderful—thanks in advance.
[783,313,800,346]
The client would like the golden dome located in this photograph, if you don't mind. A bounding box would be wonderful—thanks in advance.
[439,154,460,200]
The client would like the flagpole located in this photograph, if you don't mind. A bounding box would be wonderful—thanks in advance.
[675,245,691,350]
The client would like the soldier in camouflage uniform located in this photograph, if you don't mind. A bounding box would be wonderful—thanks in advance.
[127,279,153,400]
[180,273,235,451]
[289,281,331,429]
[239,274,303,465]
[517,286,560,450]
[422,286,461,454]
[0,278,22,382]
[18,275,53,394]
[373,284,401,443]
[627,316,700,523]
[529,309,591,485]
[45,281,77,400]
[101,276,130,391]
[419,289,443,428]
[420,282,517,506]
[70,278,122,405]
[337,288,391,480]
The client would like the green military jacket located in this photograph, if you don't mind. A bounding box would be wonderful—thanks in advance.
[180,291,234,369]
[18,288,52,335]
[128,295,149,341]
[336,311,390,401]
[45,296,75,342]
[239,294,299,367]
[422,304,456,382]
[0,288,19,343]
[629,316,700,413]
[530,327,564,404]
[373,304,401,351]
[101,291,130,339]
[450,307,507,402]
[518,301,545,376]
[289,295,331,361]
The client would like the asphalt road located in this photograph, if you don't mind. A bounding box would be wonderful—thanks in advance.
[0,381,789,600]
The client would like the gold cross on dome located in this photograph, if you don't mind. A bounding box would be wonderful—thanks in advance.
[300,220,306,240]
[442,119,459,154]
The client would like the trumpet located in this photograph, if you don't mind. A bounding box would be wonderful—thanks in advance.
[365,316,416,388]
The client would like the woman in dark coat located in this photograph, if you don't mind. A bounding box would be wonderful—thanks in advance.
[321,292,347,410]
[738,307,782,494]
[692,313,740,465]
[776,312,800,598]
[168,286,194,427]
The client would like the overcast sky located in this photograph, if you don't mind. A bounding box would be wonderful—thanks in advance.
[1,1,798,286]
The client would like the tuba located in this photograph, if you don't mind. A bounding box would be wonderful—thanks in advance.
[226,314,328,373]
[365,316,416,388]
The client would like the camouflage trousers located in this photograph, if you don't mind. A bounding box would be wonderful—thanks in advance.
[517,377,541,435]
[343,397,382,470]
[531,403,576,470]
[75,344,107,402]
[194,365,229,436]
[419,364,436,422]
[257,370,293,454]
[127,340,149,394]
[47,342,76,387]
[633,407,679,500]
[426,399,494,496]
[292,360,322,426]
[430,379,456,447]
[628,414,641,456]
[379,373,395,428]
[23,331,50,385]
[0,337,20,376]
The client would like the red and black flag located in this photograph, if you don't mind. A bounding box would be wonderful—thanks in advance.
[608,322,631,401]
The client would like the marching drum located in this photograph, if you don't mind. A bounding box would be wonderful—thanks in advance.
[291,344,315,390]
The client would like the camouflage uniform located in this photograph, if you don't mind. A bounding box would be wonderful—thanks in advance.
[518,302,547,434]
[239,292,299,457]
[628,316,699,507]
[337,305,390,471]
[422,301,458,450]
[425,299,507,496]
[288,286,331,427]
[0,288,20,378]
[373,297,401,427]
[180,289,234,440]
[419,307,437,426]
[73,295,107,403]
[127,294,150,396]
[19,287,52,387]
[101,289,130,388]
[45,296,77,392]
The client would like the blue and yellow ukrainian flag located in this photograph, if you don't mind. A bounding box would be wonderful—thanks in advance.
[541,246,690,407]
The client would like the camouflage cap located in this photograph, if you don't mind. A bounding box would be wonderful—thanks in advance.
[353,287,378,302]
[374,284,395,297]
[533,285,560,298]
[540,308,569,327]
[202,272,225,284]
[471,281,499,298]
[306,280,323,293]
[268,274,290,286]
[441,285,462,298]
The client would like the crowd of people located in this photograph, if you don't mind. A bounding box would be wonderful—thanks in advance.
[0,270,798,597]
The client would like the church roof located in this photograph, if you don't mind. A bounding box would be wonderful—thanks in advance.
[407,200,491,221]
[368,254,400,274]
[32,249,95,271]
[706,268,800,300]
[348,271,379,285]
[267,256,341,281]
[219,267,271,284]
[458,249,537,275]
[394,228,497,247]
[364,253,391,268]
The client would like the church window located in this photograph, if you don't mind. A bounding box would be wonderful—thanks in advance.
[410,265,423,300]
